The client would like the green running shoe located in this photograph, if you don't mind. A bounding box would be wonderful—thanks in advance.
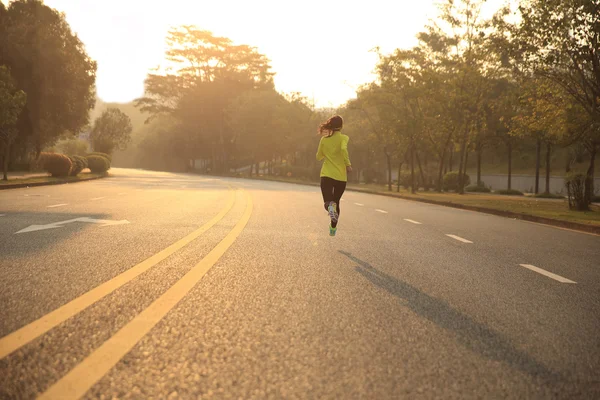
[329,224,337,237]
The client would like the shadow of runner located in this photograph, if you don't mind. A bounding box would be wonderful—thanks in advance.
[339,250,560,382]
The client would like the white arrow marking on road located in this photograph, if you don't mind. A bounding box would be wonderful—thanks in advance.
[446,234,473,244]
[15,217,130,234]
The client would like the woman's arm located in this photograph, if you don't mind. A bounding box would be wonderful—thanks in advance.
[316,138,325,161]
[342,136,351,166]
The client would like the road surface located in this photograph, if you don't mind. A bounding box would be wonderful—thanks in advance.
[1,168,599,399]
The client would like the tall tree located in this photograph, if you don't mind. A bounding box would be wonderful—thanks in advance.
[90,108,133,155]
[0,0,97,155]
[514,0,600,202]
[0,66,27,180]
[135,26,274,172]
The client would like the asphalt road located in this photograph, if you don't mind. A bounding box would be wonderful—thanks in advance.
[1,168,599,399]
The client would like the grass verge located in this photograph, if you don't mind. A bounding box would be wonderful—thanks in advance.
[0,172,107,189]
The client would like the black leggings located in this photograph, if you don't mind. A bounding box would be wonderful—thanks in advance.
[320,177,346,227]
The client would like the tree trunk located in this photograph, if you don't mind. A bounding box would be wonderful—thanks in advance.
[384,148,392,191]
[3,143,9,181]
[544,143,551,194]
[584,146,597,205]
[476,141,482,186]
[415,151,426,191]
[457,131,468,194]
[410,141,416,194]
[464,150,470,191]
[507,141,513,190]
[437,146,447,193]
[397,161,403,192]
[448,145,454,172]
[535,137,541,194]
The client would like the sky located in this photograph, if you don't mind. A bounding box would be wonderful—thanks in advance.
[8,0,508,108]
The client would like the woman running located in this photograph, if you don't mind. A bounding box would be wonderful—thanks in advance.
[316,115,352,236]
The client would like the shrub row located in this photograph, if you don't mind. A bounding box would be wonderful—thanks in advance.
[36,151,111,177]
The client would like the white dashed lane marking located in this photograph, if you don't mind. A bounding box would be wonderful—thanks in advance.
[519,264,576,284]
[47,204,68,208]
[446,234,473,244]
[375,209,388,214]
[404,219,422,225]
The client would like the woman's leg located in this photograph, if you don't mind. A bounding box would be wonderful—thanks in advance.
[331,180,347,228]
[320,177,334,211]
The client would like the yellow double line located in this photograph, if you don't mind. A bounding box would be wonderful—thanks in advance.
[0,187,253,399]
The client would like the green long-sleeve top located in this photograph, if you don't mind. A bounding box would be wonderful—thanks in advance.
[316,131,351,182]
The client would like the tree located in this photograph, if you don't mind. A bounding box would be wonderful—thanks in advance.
[514,0,600,203]
[90,108,133,154]
[0,66,27,180]
[0,0,97,156]
[135,26,274,172]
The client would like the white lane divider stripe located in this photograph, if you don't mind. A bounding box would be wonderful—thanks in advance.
[47,204,68,208]
[91,197,106,201]
[354,203,364,206]
[519,264,576,284]
[375,209,388,214]
[446,234,473,244]
[404,219,422,225]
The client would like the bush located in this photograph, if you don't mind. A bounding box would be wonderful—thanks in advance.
[495,189,524,196]
[87,152,112,162]
[534,192,565,199]
[69,155,88,176]
[57,138,89,156]
[40,152,72,177]
[443,171,471,192]
[466,185,491,193]
[86,155,110,173]
[565,173,588,210]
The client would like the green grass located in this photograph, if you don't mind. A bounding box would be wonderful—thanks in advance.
[345,183,600,227]
[495,189,525,196]
[0,172,106,186]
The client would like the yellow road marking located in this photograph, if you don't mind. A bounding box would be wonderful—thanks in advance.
[0,187,235,360]
[39,191,253,399]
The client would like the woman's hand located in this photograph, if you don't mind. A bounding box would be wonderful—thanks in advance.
[346,166,353,173]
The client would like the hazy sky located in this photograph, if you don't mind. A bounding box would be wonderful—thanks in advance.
[8,0,507,108]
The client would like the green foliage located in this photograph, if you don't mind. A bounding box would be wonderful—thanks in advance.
[495,189,524,196]
[68,155,87,176]
[466,184,491,193]
[565,173,588,211]
[443,171,471,192]
[86,155,110,173]
[1,0,97,153]
[57,138,88,156]
[534,192,564,199]
[0,65,27,179]
[91,108,132,154]
[87,152,112,162]
[40,152,72,177]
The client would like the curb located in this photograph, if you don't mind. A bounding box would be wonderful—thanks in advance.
[212,174,600,235]
[0,174,108,190]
